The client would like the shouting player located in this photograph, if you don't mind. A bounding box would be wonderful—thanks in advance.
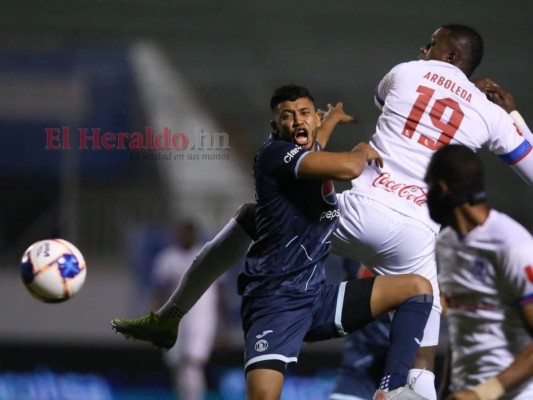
[237,85,434,400]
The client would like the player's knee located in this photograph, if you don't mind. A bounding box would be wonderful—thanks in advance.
[407,274,433,297]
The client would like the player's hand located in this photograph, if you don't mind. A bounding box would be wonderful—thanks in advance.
[445,390,481,400]
[318,102,356,124]
[472,77,496,91]
[352,143,383,168]
[472,77,517,113]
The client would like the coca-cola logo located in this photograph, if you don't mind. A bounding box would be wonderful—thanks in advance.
[372,172,427,206]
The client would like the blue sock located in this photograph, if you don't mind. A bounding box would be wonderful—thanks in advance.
[379,294,433,391]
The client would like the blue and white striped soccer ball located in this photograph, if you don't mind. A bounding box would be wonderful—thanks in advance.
[20,239,87,303]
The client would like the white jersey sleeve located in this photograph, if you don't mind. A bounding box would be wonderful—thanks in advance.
[499,229,533,306]
[374,66,396,111]
[498,140,533,186]
[484,106,533,184]
[506,111,533,185]
[510,111,533,144]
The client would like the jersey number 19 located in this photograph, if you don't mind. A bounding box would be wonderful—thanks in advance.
[402,85,465,150]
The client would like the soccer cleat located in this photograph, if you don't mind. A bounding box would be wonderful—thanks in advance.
[372,385,429,400]
[111,312,179,349]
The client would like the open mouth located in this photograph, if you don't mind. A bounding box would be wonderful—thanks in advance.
[294,129,309,146]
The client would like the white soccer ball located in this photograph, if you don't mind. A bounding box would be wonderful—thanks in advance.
[20,239,87,303]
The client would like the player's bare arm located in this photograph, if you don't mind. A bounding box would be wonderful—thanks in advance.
[297,142,383,180]
[316,102,356,148]
[481,304,533,397]
[472,77,517,113]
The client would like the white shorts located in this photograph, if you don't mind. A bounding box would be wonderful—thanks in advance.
[332,191,440,346]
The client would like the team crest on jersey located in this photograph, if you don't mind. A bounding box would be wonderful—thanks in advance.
[472,258,489,283]
[254,339,268,352]
[321,179,337,205]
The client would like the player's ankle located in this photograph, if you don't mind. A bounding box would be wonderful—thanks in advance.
[158,304,186,320]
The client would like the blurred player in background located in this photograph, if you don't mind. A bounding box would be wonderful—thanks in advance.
[113,24,533,400]
[151,220,218,400]
[426,144,533,400]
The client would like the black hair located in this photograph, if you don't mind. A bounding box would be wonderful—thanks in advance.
[270,84,315,111]
[426,144,485,203]
[442,24,484,77]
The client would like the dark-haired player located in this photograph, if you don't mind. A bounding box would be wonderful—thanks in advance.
[238,84,434,400]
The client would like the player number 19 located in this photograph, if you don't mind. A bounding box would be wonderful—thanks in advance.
[401,85,465,150]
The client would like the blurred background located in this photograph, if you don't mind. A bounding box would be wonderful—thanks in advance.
[0,1,532,399]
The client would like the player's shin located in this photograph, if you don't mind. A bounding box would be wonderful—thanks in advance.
[378,294,433,392]
[158,217,252,318]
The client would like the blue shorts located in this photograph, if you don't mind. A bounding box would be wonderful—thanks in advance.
[241,282,350,371]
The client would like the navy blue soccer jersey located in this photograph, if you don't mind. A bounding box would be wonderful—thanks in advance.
[238,134,339,296]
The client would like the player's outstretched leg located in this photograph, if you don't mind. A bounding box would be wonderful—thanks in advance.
[111,311,182,349]
[111,204,254,348]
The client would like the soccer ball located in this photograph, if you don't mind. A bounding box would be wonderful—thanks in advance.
[20,239,87,303]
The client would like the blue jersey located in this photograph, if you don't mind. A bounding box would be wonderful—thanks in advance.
[238,134,339,296]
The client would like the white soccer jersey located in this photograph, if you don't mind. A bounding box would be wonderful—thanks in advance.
[437,210,533,399]
[352,59,532,232]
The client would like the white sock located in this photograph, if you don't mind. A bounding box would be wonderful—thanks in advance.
[158,218,252,318]
[407,368,436,400]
